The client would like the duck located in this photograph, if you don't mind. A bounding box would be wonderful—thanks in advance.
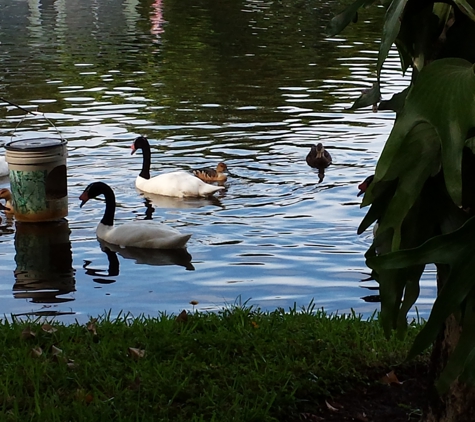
[306,143,332,169]
[0,188,14,213]
[79,181,192,249]
[192,162,228,183]
[0,156,8,177]
[131,136,225,198]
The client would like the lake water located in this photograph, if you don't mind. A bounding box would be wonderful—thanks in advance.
[0,0,436,323]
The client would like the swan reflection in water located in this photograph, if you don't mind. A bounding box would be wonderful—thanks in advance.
[83,241,194,284]
[13,219,75,305]
[140,190,224,210]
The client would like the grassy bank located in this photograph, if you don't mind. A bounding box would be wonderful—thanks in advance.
[0,304,428,421]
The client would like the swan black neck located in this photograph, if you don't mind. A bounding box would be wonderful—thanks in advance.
[86,182,116,226]
[100,184,116,226]
[135,137,151,180]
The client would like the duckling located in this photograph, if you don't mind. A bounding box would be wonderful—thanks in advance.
[0,188,13,214]
[306,143,332,169]
[192,162,228,183]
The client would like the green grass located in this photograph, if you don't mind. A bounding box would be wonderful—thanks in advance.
[0,303,427,421]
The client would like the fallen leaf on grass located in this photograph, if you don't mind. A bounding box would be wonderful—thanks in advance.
[325,400,339,411]
[51,345,62,356]
[380,370,403,385]
[21,327,36,339]
[31,346,43,358]
[176,310,188,323]
[128,347,145,359]
[75,389,94,404]
[42,323,57,334]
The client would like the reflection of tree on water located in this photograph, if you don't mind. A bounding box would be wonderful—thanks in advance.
[13,219,75,305]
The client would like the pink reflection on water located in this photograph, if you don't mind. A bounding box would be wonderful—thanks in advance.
[150,0,165,38]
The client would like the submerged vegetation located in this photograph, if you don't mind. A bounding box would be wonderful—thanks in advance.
[0,305,427,421]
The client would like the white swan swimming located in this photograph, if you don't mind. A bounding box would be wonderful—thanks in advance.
[131,136,225,198]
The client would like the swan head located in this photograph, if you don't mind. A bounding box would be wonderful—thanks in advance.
[357,175,374,197]
[80,182,110,207]
[131,136,149,155]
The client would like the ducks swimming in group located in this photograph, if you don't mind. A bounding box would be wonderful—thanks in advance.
[192,162,228,183]
[79,181,191,249]
[131,136,225,198]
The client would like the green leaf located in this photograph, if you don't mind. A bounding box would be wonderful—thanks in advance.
[453,0,475,21]
[367,217,475,358]
[365,59,475,245]
[377,0,409,80]
[348,83,381,110]
[378,87,409,113]
[326,0,378,37]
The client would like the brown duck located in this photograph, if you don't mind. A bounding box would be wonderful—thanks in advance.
[306,143,332,169]
[192,162,228,183]
[0,188,13,214]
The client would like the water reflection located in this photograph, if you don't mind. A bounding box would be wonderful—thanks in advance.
[83,240,194,285]
[141,192,224,210]
[83,247,120,284]
[100,240,194,271]
[13,219,75,303]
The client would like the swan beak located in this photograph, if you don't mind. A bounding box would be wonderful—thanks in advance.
[131,145,136,155]
[79,192,89,208]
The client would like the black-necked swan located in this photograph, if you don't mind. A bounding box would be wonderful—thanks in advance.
[192,162,228,183]
[79,182,191,249]
[131,136,225,198]
[357,175,374,197]
[306,143,332,169]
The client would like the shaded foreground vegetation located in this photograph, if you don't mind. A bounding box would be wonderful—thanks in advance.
[0,305,430,421]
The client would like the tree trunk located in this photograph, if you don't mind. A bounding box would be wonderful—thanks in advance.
[424,268,475,421]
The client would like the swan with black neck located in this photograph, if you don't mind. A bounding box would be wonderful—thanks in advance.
[131,136,225,197]
[79,181,191,249]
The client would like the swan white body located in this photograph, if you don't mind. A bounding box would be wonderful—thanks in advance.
[0,156,8,177]
[97,219,191,249]
[131,136,225,198]
[80,181,191,250]
[136,170,224,198]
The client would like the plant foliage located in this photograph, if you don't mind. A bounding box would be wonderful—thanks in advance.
[328,0,475,391]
